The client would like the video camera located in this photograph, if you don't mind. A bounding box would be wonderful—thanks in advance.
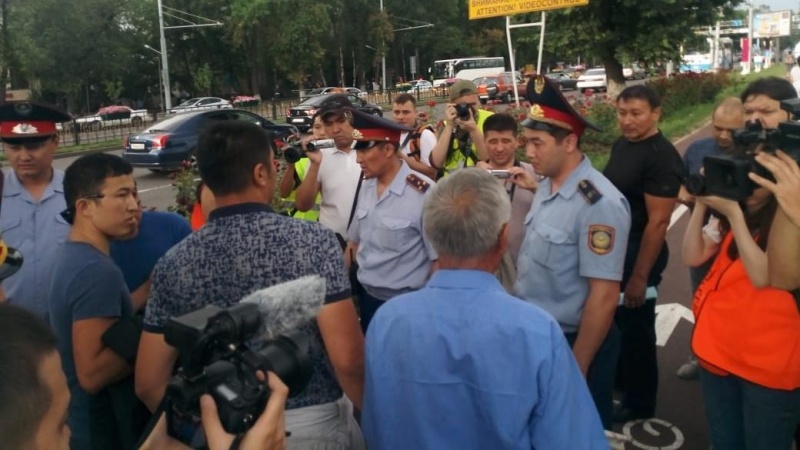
[281,138,335,164]
[685,98,800,200]
[164,303,312,448]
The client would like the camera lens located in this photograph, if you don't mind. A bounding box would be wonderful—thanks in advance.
[684,174,706,196]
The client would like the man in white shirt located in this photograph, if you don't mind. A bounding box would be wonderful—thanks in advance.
[391,93,437,179]
[295,95,363,243]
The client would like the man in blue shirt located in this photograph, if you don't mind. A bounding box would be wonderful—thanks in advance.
[48,154,144,449]
[362,169,607,450]
[0,102,72,321]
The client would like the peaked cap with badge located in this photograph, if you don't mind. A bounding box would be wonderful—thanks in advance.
[521,75,601,138]
[347,107,414,150]
[0,102,71,142]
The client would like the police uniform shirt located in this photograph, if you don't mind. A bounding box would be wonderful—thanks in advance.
[0,168,70,321]
[514,156,631,333]
[348,160,437,300]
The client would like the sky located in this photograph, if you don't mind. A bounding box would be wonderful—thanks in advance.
[761,0,797,12]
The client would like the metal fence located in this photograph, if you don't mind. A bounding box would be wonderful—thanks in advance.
[57,87,447,149]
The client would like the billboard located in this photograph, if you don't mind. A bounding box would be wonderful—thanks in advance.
[469,0,589,20]
[753,10,792,38]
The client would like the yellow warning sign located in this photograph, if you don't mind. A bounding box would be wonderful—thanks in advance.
[469,0,589,20]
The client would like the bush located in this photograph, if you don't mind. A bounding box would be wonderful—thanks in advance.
[648,71,733,118]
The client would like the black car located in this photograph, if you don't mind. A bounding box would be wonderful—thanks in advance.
[545,72,579,91]
[286,93,382,132]
[123,109,299,171]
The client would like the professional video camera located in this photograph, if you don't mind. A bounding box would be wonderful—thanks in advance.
[685,98,800,200]
[281,138,335,164]
[163,302,312,448]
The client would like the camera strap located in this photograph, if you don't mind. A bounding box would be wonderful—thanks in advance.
[229,434,246,450]
[336,171,365,250]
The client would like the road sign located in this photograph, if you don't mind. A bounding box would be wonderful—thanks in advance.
[469,0,589,20]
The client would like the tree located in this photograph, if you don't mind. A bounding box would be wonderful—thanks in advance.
[545,0,740,96]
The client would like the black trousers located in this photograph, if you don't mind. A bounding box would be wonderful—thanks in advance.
[615,298,658,416]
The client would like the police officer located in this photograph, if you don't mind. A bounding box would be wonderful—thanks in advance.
[509,75,631,430]
[0,102,72,321]
[345,110,438,332]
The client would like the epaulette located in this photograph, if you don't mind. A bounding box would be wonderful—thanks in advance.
[406,174,430,194]
[578,179,602,205]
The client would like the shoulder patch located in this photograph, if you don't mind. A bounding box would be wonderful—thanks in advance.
[578,179,603,205]
[406,174,430,194]
[588,224,615,255]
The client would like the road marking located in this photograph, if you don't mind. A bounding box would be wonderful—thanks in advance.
[655,303,695,347]
[138,177,200,194]
[668,205,688,230]
[622,418,686,450]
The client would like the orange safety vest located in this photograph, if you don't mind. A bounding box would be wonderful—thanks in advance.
[190,202,205,231]
[692,232,800,390]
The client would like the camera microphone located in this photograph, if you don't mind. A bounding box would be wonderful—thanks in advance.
[239,275,327,341]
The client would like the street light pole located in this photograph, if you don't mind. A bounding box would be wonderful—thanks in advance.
[157,0,172,110]
[380,0,386,91]
[144,45,164,110]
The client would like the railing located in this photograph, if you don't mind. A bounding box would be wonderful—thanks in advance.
[57,87,449,149]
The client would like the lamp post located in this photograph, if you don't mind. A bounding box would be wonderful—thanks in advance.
[157,0,172,110]
[144,45,164,111]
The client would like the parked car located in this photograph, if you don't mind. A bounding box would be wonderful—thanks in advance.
[409,80,434,92]
[168,97,232,114]
[123,109,298,172]
[474,76,499,104]
[576,68,607,93]
[623,65,647,80]
[72,106,153,131]
[302,87,366,99]
[286,93,382,132]
[546,72,579,91]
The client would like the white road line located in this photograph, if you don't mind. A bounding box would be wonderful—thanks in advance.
[138,177,200,194]
[668,204,689,230]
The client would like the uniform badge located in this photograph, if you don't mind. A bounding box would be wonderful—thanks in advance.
[11,123,38,135]
[352,128,363,139]
[530,104,544,119]
[534,76,545,94]
[577,179,603,205]
[588,225,615,255]
[406,174,430,194]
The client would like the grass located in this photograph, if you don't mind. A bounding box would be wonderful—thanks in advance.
[586,64,787,171]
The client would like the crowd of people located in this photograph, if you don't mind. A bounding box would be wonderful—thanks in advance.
[0,73,798,450]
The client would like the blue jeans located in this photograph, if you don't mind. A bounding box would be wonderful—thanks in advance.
[699,367,800,450]
[565,323,621,430]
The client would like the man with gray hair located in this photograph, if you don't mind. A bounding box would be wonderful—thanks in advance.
[361,169,608,449]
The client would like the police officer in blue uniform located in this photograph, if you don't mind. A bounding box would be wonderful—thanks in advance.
[508,75,632,430]
[345,110,438,332]
[0,102,72,321]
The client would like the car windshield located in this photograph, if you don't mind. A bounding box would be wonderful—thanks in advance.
[306,88,326,95]
[177,98,200,107]
[298,95,332,107]
[585,69,605,76]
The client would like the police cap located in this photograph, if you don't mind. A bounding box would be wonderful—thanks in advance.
[349,109,413,150]
[0,102,71,143]
[520,75,601,138]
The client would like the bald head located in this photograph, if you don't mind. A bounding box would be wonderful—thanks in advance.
[711,97,744,150]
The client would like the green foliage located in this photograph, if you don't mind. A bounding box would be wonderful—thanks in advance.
[193,64,213,97]
[103,80,123,102]
[649,71,734,118]
[167,162,199,219]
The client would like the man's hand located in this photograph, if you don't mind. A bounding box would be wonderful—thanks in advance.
[475,161,491,170]
[677,185,695,207]
[305,145,323,165]
[443,103,458,122]
[455,108,478,133]
[201,372,289,450]
[749,150,800,228]
[622,276,647,308]
[507,166,538,192]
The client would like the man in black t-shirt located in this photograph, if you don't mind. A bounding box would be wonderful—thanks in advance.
[603,85,685,423]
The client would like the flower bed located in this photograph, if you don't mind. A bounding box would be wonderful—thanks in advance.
[98,105,131,121]
[232,96,260,108]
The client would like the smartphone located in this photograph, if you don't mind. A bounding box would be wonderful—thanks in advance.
[488,170,511,179]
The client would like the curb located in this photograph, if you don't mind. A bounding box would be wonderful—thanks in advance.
[53,146,121,160]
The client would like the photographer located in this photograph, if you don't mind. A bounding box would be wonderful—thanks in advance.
[279,113,325,221]
[429,79,491,177]
[681,76,800,450]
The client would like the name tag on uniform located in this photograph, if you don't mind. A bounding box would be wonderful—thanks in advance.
[618,286,658,305]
